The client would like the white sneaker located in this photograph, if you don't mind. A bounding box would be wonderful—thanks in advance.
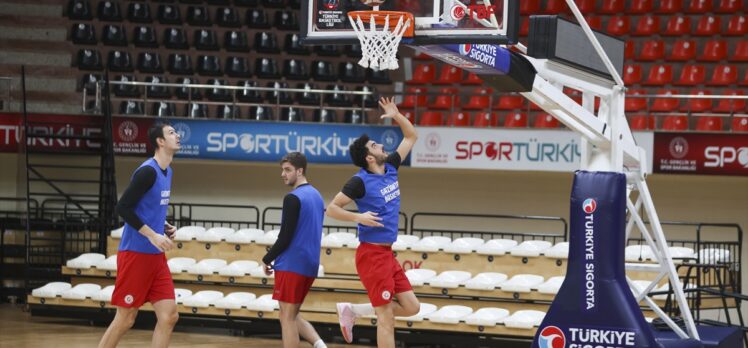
[336,302,356,343]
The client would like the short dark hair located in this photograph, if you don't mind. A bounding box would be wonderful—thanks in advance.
[349,134,370,168]
[280,152,307,175]
[148,122,171,150]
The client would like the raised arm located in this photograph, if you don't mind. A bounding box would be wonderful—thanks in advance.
[326,192,383,227]
[379,97,418,161]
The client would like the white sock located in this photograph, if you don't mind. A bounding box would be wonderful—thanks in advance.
[350,303,375,316]
[313,339,327,348]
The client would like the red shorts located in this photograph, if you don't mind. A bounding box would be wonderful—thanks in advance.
[111,251,175,308]
[355,242,413,307]
[273,271,315,304]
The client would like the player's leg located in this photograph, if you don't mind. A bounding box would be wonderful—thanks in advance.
[279,301,301,348]
[373,303,396,348]
[296,315,326,348]
[97,306,139,348]
[390,290,419,317]
[150,299,178,348]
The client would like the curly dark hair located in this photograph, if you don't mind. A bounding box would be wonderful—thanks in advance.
[280,152,307,175]
[349,134,370,168]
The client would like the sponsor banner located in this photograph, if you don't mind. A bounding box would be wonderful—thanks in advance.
[412,127,654,173]
[654,133,748,176]
[0,113,103,153]
[417,44,511,75]
[113,117,403,164]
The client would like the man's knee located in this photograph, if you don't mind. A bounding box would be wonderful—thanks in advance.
[402,300,420,317]
[115,309,138,329]
[158,309,179,327]
[375,306,395,328]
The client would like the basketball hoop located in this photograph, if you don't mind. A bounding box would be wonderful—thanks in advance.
[348,10,413,71]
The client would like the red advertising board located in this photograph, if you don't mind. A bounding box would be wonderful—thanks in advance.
[654,133,748,176]
[111,116,155,155]
[0,113,103,153]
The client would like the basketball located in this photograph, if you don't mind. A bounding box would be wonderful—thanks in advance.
[360,0,386,7]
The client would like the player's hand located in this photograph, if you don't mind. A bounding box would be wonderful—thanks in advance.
[379,97,401,120]
[356,211,384,227]
[149,233,174,252]
[263,262,274,276]
[164,222,177,240]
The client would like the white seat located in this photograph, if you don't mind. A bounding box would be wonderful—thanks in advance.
[167,257,196,273]
[537,276,565,294]
[66,253,106,269]
[248,265,274,278]
[92,285,115,302]
[504,310,546,329]
[428,271,472,289]
[509,240,552,257]
[345,239,361,249]
[110,226,124,238]
[197,227,235,242]
[443,237,485,254]
[174,288,193,304]
[218,260,259,276]
[476,239,518,255]
[174,226,205,241]
[214,292,257,309]
[629,279,656,298]
[625,245,655,261]
[465,307,510,327]
[321,232,357,248]
[225,228,265,244]
[501,274,544,293]
[392,235,420,251]
[32,282,72,298]
[465,272,508,291]
[182,290,224,308]
[668,246,696,259]
[61,283,102,300]
[256,230,280,245]
[652,282,697,300]
[95,255,117,271]
[396,302,437,322]
[317,265,325,277]
[427,305,474,324]
[544,242,569,259]
[247,294,279,311]
[410,236,452,252]
[699,248,730,264]
[405,269,437,286]
[186,258,227,275]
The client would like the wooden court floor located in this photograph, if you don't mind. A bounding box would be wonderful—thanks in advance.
[0,304,366,348]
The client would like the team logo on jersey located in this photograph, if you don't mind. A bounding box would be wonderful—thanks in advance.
[582,198,597,214]
[459,44,472,56]
[381,290,391,300]
[124,294,134,304]
[538,326,565,348]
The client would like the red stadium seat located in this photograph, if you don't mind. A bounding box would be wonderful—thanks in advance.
[606,16,631,36]
[629,0,654,14]
[628,115,654,130]
[464,87,493,110]
[413,52,431,60]
[708,65,738,86]
[407,63,436,84]
[463,72,483,85]
[638,40,665,61]
[724,15,747,36]
[600,0,625,13]
[644,65,673,86]
[520,0,541,15]
[698,40,727,62]
[713,90,746,113]
[657,0,684,13]
[651,89,681,112]
[695,116,723,131]
[401,109,416,124]
[674,65,706,86]
[430,87,458,109]
[544,0,567,14]
[399,87,428,108]
[503,112,528,128]
[668,40,696,61]
[575,0,597,13]
[687,0,713,13]
[682,89,712,112]
[473,112,499,127]
[632,16,660,36]
[624,41,635,60]
[584,15,603,30]
[662,115,689,131]
[418,111,444,126]
[663,16,691,36]
[623,65,643,85]
[732,117,748,132]
[447,112,471,127]
[741,70,748,86]
[493,94,525,110]
[533,113,559,128]
[694,16,721,36]
[435,65,463,84]
[729,41,748,61]
[717,0,743,12]
[625,89,648,112]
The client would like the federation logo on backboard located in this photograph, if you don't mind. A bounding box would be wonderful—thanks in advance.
[582,198,597,214]
[450,5,466,20]
[538,326,565,348]
[323,0,339,10]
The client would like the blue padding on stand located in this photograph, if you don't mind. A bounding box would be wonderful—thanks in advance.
[654,325,741,348]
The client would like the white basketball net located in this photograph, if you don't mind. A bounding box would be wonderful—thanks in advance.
[349,13,411,71]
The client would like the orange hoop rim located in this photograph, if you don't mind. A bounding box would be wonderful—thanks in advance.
[347,10,415,38]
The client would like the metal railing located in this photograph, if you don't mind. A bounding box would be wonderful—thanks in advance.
[0,77,12,112]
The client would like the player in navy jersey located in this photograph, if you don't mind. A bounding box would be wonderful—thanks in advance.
[326,97,420,348]
[262,152,328,348]
[98,123,180,348]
